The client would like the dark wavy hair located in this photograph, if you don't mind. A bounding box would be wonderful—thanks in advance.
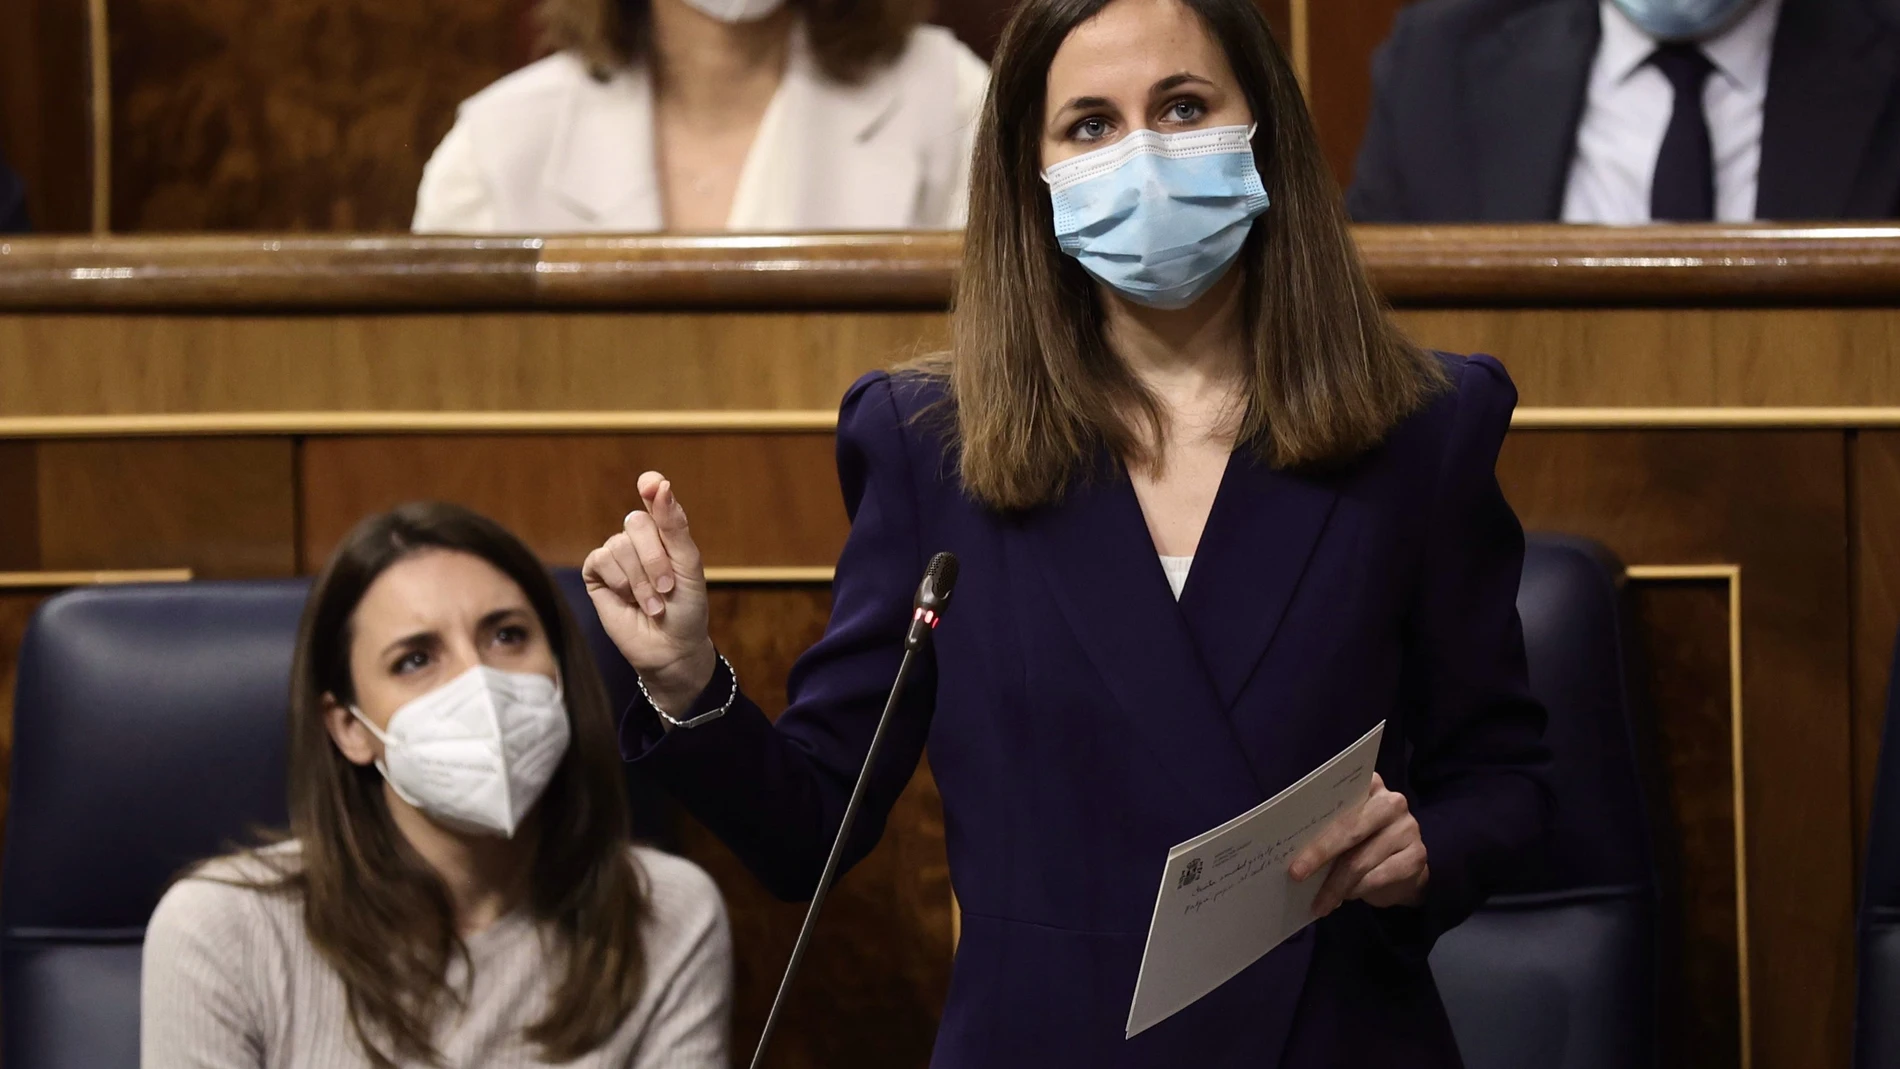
[926,0,1445,510]
[540,0,927,84]
[202,502,649,1068]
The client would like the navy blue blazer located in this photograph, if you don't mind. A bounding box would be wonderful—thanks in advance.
[622,352,1551,1068]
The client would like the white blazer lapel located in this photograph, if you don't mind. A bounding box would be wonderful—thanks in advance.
[541,64,663,231]
[752,24,920,230]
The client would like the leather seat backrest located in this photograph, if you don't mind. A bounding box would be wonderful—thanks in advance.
[1856,633,1900,1067]
[1430,534,1661,1069]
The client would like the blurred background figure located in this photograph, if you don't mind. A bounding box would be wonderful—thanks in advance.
[413,0,989,233]
[1346,0,1900,223]
[1,151,27,232]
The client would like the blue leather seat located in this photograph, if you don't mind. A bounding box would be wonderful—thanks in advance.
[1857,632,1900,1068]
[0,569,660,1069]
[1429,534,1662,1069]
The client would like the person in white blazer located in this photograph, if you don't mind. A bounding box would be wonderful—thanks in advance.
[413,0,989,233]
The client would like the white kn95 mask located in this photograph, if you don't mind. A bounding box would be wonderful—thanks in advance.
[352,665,570,839]
[679,0,787,23]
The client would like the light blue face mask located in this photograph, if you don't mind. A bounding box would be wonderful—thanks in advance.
[1610,0,1761,40]
[1043,124,1270,311]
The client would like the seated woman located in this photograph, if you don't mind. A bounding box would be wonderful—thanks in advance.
[412,0,990,233]
[141,502,730,1068]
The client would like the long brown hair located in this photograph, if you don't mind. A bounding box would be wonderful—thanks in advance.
[539,0,927,84]
[210,503,649,1068]
[936,0,1445,511]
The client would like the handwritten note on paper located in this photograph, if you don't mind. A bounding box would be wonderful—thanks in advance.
[1125,722,1386,1038]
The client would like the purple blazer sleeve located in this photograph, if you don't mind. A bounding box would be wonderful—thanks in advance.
[1402,354,1553,942]
[619,372,934,902]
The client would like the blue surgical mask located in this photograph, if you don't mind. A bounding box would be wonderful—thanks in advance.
[1610,0,1761,40]
[1043,124,1270,311]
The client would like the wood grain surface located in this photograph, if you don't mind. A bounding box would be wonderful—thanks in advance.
[103,0,527,231]
[299,434,849,570]
[32,439,297,577]
[6,229,1900,310]
[0,0,94,233]
[1302,0,1408,186]
[0,310,946,418]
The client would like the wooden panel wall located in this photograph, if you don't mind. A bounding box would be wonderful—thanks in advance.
[0,0,93,232]
[18,305,1900,418]
[104,0,529,230]
[1303,0,1410,185]
[0,310,948,418]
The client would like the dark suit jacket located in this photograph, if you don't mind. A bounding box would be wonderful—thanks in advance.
[622,354,1551,1067]
[1347,0,1900,222]
[0,156,26,233]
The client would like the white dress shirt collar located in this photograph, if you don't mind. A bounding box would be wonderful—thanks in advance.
[1598,0,1782,93]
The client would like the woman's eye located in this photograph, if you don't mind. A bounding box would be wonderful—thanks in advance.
[392,650,429,675]
[1071,116,1112,143]
[495,625,528,647]
[1164,98,1206,124]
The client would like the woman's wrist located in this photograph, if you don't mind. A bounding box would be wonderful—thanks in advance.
[640,641,720,717]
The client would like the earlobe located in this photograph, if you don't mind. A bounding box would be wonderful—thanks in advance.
[321,693,378,767]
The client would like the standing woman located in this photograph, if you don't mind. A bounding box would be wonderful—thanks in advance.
[584,0,1550,1064]
[412,0,988,232]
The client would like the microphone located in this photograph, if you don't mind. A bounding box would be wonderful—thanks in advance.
[748,552,960,1069]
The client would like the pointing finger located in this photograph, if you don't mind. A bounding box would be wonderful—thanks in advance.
[641,477,702,575]
[623,509,674,596]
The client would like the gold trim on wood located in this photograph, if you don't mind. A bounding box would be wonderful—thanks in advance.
[0,568,194,589]
[0,410,842,439]
[85,0,111,234]
[1623,563,1750,1069]
[1512,408,1900,429]
[703,566,835,584]
[18,406,1900,439]
[1290,0,1310,95]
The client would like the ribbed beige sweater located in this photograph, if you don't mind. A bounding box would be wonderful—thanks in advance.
[140,844,732,1069]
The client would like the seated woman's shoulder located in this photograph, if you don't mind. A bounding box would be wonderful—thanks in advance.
[147,843,305,956]
[629,845,728,941]
[457,52,601,119]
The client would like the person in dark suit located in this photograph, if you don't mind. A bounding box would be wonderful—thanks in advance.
[1348,0,1900,222]
[1,151,28,232]
[584,0,1550,1064]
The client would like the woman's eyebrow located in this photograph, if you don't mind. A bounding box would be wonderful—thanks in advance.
[1055,94,1115,114]
[1151,72,1215,95]
[379,630,436,660]
[479,607,530,630]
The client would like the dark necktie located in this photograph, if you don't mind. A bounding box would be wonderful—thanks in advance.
[1649,43,1717,221]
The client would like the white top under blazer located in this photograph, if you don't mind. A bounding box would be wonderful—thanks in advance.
[413,22,989,233]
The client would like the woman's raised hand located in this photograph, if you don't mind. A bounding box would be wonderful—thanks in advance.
[582,471,718,716]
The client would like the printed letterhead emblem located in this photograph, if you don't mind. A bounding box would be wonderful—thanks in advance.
[1178,857,1203,888]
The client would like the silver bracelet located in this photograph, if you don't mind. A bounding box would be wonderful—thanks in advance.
[643,652,738,730]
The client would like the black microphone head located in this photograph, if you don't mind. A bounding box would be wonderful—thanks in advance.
[916,551,959,613]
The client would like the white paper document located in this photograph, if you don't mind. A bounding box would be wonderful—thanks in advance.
[1125,721,1387,1037]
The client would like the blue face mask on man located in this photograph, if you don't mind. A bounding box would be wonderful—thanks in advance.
[1043,124,1270,311]
[1610,0,1761,40]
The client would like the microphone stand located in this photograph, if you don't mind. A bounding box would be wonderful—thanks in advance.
[746,641,927,1069]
